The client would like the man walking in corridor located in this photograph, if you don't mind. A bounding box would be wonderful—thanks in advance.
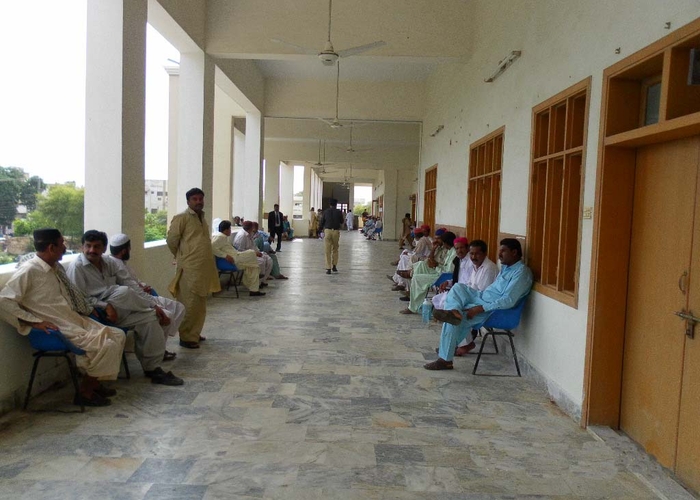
[320,198,343,275]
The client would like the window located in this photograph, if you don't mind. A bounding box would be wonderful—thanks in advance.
[527,79,589,307]
[467,128,503,263]
[423,165,437,229]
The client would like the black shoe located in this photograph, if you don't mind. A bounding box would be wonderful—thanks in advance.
[399,296,410,302]
[74,393,111,407]
[179,340,200,349]
[249,291,266,296]
[94,384,117,398]
[260,282,269,288]
[145,367,184,386]
[332,266,338,273]
[326,269,331,275]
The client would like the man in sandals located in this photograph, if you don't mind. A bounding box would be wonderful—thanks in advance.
[424,238,532,370]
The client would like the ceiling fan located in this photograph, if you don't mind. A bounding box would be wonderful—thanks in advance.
[318,61,344,129]
[312,140,334,172]
[271,0,386,66]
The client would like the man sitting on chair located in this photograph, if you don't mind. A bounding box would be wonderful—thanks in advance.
[67,230,184,385]
[233,221,273,282]
[0,229,125,406]
[424,238,532,371]
[212,220,266,297]
[107,232,186,361]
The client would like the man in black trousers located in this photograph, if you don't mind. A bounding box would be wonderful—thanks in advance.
[267,204,284,251]
[320,198,344,274]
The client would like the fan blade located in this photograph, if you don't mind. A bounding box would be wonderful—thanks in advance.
[270,38,318,55]
[337,40,386,58]
[317,117,337,127]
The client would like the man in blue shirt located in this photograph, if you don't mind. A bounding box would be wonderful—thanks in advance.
[425,238,532,370]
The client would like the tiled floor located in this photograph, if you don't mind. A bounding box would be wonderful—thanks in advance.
[0,232,696,499]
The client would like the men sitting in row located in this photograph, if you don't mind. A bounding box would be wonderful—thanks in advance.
[424,238,532,370]
[251,222,288,280]
[107,233,186,361]
[0,229,126,407]
[66,230,184,386]
[399,231,457,315]
[366,217,383,240]
[432,239,499,355]
[233,221,273,282]
[212,220,266,296]
[390,225,433,291]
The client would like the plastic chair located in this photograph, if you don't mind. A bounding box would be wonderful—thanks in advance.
[471,294,530,377]
[373,226,383,240]
[215,256,243,298]
[25,328,86,412]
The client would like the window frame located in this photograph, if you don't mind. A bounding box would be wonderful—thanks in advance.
[526,77,591,308]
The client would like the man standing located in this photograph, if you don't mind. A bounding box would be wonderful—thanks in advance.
[107,233,186,361]
[267,204,284,251]
[167,188,221,349]
[0,229,125,406]
[309,207,318,238]
[398,213,413,249]
[424,238,532,370]
[345,209,354,231]
[212,220,266,296]
[320,198,344,274]
[67,230,183,385]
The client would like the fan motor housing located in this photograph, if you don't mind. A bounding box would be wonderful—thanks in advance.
[319,52,339,65]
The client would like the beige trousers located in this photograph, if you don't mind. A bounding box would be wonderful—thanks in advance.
[177,290,207,343]
[324,229,340,269]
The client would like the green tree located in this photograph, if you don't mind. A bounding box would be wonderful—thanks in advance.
[13,218,41,236]
[353,203,370,216]
[31,184,84,239]
[0,167,46,226]
[144,209,168,242]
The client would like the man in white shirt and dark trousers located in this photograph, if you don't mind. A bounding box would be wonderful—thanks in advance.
[320,198,344,274]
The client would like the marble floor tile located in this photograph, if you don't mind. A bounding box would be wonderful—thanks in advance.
[0,233,691,499]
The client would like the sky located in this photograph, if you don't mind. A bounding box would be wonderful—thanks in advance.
[0,1,178,186]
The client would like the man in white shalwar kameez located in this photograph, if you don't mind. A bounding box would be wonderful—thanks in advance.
[0,229,125,406]
[392,226,432,290]
[212,220,265,296]
[107,233,185,361]
[67,230,183,386]
[233,221,273,281]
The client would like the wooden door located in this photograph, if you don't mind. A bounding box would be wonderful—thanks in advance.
[621,137,700,479]
[676,148,700,492]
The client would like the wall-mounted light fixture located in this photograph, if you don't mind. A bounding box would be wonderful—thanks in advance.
[484,50,522,83]
[429,125,444,137]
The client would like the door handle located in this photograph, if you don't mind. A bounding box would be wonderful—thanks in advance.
[675,310,700,339]
[678,271,688,295]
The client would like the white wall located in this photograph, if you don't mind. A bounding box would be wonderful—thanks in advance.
[419,0,700,415]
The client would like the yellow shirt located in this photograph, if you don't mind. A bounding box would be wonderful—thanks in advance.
[167,208,221,297]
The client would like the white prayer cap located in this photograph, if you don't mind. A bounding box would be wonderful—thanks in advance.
[110,233,130,247]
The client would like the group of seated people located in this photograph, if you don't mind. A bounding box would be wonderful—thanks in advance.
[387,226,533,370]
[361,216,383,240]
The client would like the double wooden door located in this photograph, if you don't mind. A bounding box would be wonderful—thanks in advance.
[621,136,700,491]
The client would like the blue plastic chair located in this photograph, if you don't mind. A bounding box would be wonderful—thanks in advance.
[471,294,530,376]
[215,256,243,298]
[373,226,383,240]
[25,328,87,412]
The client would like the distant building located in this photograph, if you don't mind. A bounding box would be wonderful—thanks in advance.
[145,179,168,214]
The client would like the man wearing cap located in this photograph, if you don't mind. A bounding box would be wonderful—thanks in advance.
[320,198,343,274]
[400,231,457,315]
[424,238,532,370]
[0,228,125,406]
[391,225,433,290]
[233,220,273,282]
[67,230,184,385]
[212,220,265,296]
[107,233,186,360]
[166,187,221,350]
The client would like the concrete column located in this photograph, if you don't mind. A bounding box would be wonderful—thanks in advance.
[166,67,179,226]
[279,161,294,220]
[381,169,399,240]
[212,94,234,222]
[174,51,206,213]
[244,112,263,224]
[85,0,147,267]
[201,55,216,220]
[302,166,312,215]
[232,125,246,219]
[263,157,280,214]
[348,184,355,212]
